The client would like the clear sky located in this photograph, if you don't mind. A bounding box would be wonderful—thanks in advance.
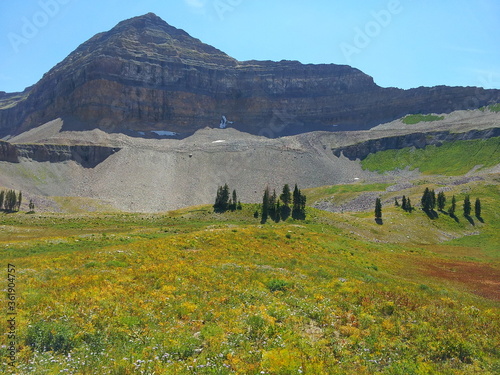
[1,0,499,93]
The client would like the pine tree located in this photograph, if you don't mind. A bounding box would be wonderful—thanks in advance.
[430,189,436,210]
[437,191,446,211]
[375,198,382,220]
[401,195,407,211]
[421,188,431,211]
[463,195,471,217]
[17,191,22,211]
[407,197,412,213]
[394,198,399,207]
[448,195,456,217]
[4,190,17,212]
[214,184,231,212]
[261,187,270,223]
[474,198,481,218]
[231,190,237,211]
[29,199,35,213]
[280,184,291,206]
[0,190,4,210]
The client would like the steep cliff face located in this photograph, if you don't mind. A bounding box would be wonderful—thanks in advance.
[1,13,500,138]
[0,140,119,168]
[332,128,500,161]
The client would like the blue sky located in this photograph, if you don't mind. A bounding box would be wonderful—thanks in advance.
[1,0,499,93]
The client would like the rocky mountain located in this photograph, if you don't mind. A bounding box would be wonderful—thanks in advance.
[1,12,500,138]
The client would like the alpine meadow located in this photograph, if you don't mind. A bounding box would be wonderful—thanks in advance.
[0,10,499,375]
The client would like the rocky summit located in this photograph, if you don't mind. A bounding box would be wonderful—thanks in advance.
[1,12,500,138]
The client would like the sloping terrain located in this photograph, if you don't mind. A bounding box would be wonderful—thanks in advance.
[0,108,498,213]
[1,13,500,138]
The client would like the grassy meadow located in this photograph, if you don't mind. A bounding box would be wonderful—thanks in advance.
[1,174,499,374]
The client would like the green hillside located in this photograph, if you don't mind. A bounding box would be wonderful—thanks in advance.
[361,137,500,175]
[1,176,499,374]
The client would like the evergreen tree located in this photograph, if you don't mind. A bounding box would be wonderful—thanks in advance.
[401,195,407,211]
[275,200,281,223]
[463,195,471,217]
[421,188,431,211]
[474,198,481,218]
[280,184,291,206]
[4,190,17,212]
[29,199,35,213]
[231,190,238,211]
[407,197,412,213]
[292,184,300,212]
[430,189,436,210]
[214,184,231,213]
[269,189,277,220]
[237,201,242,210]
[375,198,382,220]
[17,191,22,211]
[394,198,400,207]
[0,190,4,210]
[437,191,446,211]
[448,195,457,216]
[261,187,270,223]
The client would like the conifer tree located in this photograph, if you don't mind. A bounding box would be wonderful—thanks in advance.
[280,184,291,206]
[0,190,4,210]
[407,197,412,213]
[437,191,446,211]
[375,198,382,220]
[394,198,399,207]
[474,198,481,218]
[401,195,407,211]
[17,191,22,211]
[29,199,35,213]
[232,190,237,211]
[261,186,270,223]
[448,195,457,216]
[463,195,471,217]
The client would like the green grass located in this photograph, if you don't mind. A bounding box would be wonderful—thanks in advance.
[480,103,500,112]
[361,137,500,175]
[402,114,445,124]
[0,178,498,374]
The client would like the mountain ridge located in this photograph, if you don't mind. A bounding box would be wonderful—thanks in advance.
[1,13,500,138]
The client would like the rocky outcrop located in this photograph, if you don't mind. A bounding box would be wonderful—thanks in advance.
[0,140,119,168]
[332,128,500,161]
[1,13,500,138]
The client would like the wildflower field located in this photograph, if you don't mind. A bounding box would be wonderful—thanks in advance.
[1,178,499,374]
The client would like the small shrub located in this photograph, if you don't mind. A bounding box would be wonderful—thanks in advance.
[266,279,291,292]
[25,321,75,354]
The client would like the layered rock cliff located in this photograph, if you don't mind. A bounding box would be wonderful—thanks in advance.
[1,13,500,138]
[0,140,119,168]
[332,128,500,161]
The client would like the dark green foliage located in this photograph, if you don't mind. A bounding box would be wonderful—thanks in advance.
[292,184,306,220]
[214,185,240,213]
[280,184,291,206]
[26,321,75,354]
[475,198,481,218]
[448,195,457,217]
[437,191,446,211]
[17,191,22,211]
[3,190,19,212]
[394,198,399,207]
[463,195,471,217]
[0,191,4,210]
[261,186,270,223]
[375,198,382,219]
[406,198,413,213]
[28,200,35,213]
[253,210,259,218]
[213,184,230,213]
[421,188,436,212]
